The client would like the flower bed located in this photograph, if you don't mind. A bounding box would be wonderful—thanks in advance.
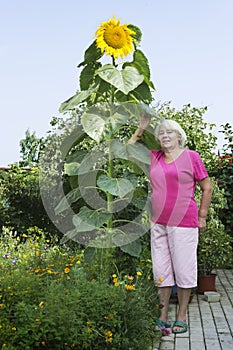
[0,227,159,349]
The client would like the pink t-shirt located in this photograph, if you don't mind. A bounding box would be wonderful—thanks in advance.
[149,149,208,227]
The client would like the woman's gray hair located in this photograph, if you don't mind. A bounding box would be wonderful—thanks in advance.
[154,119,187,148]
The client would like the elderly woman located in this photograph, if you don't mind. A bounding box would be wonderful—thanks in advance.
[150,119,212,333]
[129,118,213,334]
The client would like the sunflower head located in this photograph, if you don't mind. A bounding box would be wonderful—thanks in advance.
[95,16,136,60]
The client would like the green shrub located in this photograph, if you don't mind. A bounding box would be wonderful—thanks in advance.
[0,166,58,236]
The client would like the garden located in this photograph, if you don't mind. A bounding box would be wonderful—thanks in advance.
[0,15,233,350]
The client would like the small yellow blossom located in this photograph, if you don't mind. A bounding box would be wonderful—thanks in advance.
[104,330,113,343]
[39,301,44,308]
[12,327,17,331]
[64,268,70,274]
[136,271,142,276]
[125,284,135,291]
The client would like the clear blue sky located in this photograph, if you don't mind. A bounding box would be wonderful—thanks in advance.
[1,0,232,165]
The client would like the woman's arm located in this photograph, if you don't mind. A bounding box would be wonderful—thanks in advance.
[128,114,151,144]
[198,177,213,233]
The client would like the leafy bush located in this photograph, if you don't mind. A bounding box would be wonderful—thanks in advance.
[196,179,233,274]
[0,227,159,350]
[0,166,58,235]
[211,123,233,237]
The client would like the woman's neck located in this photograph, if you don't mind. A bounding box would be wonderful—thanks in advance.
[163,147,184,162]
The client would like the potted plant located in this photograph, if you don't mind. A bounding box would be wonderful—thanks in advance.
[196,179,233,293]
[197,222,233,293]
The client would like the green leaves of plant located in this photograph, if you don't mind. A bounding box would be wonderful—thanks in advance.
[78,41,103,67]
[73,206,111,232]
[97,174,135,198]
[110,139,150,164]
[97,64,144,95]
[81,106,128,142]
[59,88,95,113]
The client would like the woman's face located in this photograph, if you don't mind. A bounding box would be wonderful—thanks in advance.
[157,126,181,150]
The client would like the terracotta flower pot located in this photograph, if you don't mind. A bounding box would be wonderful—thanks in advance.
[197,273,217,294]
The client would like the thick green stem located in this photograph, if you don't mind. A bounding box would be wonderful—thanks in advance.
[107,145,113,229]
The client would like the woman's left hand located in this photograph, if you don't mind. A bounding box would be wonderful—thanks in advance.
[198,217,206,234]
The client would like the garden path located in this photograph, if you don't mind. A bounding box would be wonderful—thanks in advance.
[153,269,233,350]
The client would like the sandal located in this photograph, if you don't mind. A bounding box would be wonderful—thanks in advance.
[172,320,188,334]
[154,319,171,329]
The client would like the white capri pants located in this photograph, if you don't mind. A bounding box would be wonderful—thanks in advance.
[151,223,199,288]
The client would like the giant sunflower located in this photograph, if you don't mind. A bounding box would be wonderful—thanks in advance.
[95,16,135,59]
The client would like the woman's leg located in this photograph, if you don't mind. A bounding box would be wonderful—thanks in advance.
[172,287,191,332]
[167,226,198,332]
[158,286,172,322]
[151,223,174,323]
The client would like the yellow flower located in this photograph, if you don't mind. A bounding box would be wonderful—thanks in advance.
[39,301,44,308]
[95,16,135,59]
[35,318,40,322]
[12,327,17,331]
[136,271,142,276]
[64,268,70,274]
[125,284,135,291]
[104,330,113,342]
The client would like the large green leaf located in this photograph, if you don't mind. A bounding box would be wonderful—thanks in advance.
[64,151,104,177]
[81,110,107,142]
[59,89,94,112]
[110,139,150,164]
[78,151,104,175]
[79,62,101,90]
[97,174,135,198]
[78,41,103,67]
[127,25,142,46]
[129,82,153,104]
[103,112,128,137]
[64,162,81,176]
[120,239,142,257]
[55,188,81,215]
[73,206,111,232]
[97,64,144,95]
